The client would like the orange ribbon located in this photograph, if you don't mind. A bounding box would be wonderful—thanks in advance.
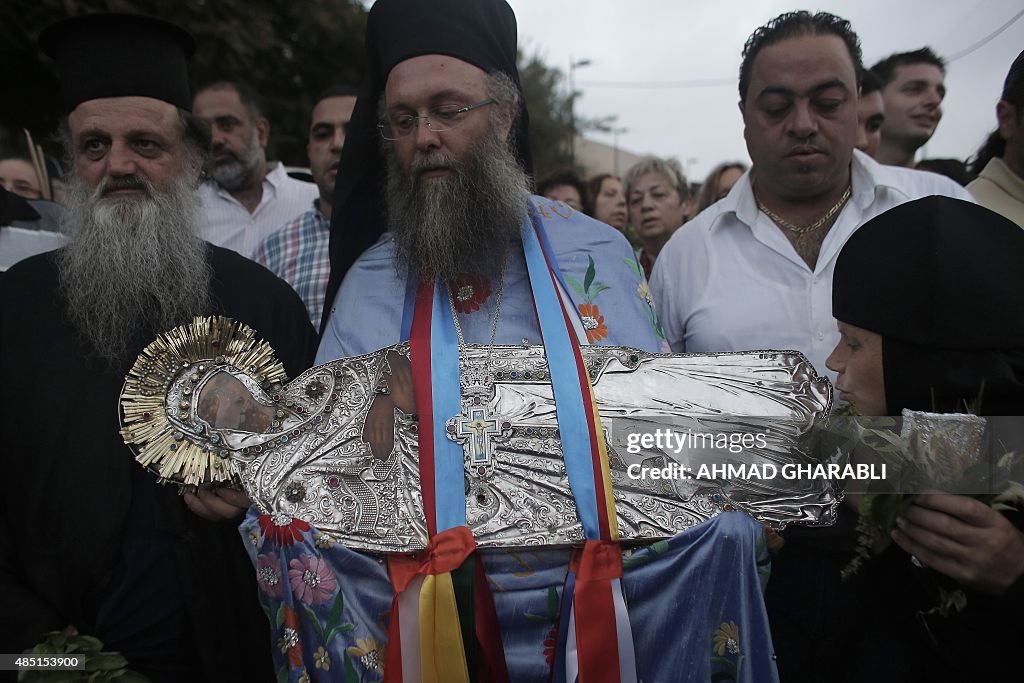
[385,526,478,683]
[388,525,478,592]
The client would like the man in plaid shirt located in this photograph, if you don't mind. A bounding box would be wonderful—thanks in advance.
[255,85,358,326]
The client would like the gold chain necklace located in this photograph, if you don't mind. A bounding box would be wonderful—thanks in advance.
[756,185,852,235]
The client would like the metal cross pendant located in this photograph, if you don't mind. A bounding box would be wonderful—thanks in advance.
[456,408,501,464]
[446,406,513,468]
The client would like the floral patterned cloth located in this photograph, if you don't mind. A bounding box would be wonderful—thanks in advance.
[241,511,778,682]
[301,196,772,681]
[317,196,668,363]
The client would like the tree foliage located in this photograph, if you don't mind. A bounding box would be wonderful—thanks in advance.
[0,0,368,165]
[517,50,576,179]
[1,1,579,179]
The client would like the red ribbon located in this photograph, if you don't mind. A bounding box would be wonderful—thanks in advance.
[570,540,625,681]
[384,527,477,682]
[388,526,478,592]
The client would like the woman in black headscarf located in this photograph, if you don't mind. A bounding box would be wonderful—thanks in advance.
[826,195,1024,681]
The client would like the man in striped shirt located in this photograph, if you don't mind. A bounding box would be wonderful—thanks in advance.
[193,81,318,257]
[254,85,358,326]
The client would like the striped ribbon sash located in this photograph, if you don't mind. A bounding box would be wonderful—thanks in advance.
[385,274,508,683]
[384,206,636,682]
[522,208,636,683]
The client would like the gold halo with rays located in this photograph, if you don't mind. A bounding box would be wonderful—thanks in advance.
[119,316,287,487]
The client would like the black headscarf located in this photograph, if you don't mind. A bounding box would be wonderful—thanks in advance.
[39,13,196,114]
[833,196,1024,415]
[319,0,533,333]
[0,187,41,224]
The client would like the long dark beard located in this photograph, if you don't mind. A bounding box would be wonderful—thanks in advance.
[57,172,212,363]
[383,121,530,284]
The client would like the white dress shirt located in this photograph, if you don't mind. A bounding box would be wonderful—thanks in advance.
[650,150,974,381]
[196,162,318,258]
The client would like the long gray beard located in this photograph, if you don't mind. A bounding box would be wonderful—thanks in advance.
[58,173,212,363]
[384,125,530,284]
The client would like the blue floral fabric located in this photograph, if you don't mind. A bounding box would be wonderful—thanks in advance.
[240,510,778,683]
[317,196,668,363]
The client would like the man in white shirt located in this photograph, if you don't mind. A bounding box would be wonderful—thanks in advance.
[192,81,317,257]
[650,13,972,682]
[651,12,970,384]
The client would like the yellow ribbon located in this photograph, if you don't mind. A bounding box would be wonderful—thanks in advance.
[419,571,471,683]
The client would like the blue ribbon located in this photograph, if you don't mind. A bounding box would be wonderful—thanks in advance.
[428,280,466,532]
[520,214,601,540]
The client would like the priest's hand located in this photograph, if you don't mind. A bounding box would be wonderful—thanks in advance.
[892,493,1024,594]
[183,485,252,522]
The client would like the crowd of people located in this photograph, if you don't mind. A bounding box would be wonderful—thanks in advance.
[533,45,1021,284]
[1,2,1023,682]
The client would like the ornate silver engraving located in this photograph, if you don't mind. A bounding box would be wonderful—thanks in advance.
[174,343,836,553]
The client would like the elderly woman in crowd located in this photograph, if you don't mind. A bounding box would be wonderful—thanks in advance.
[624,156,692,279]
[693,161,747,215]
[586,172,627,230]
[824,196,1024,681]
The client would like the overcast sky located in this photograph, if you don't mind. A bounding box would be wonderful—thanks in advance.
[504,0,1023,180]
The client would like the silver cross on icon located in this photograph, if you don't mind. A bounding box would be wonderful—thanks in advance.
[448,407,511,465]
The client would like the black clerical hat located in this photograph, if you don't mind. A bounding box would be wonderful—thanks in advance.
[39,13,196,114]
[367,0,520,84]
[319,0,532,332]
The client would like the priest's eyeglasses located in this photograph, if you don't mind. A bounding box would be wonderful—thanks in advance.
[378,98,497,140]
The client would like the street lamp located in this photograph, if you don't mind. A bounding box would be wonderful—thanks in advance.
[568,57,592,166]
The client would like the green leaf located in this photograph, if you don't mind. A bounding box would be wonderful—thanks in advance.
[564,275,586,299]
[87,653,127,671]
[276,665,290,683]
[589,283,611,298]
[546,586,560,617]
[523,613,549,623]
[344,654,360,683]
[583,256,596,292]
[326,622,357,643]
[276,603,286,629]
[326,591,346,631]
[70,635,104,653]
[621,555,650,569]
[623,257,642,277]
[302,603,327,642]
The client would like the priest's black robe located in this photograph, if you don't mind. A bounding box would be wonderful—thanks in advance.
[0,245,318,681]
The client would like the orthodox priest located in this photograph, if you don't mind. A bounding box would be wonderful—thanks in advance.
[0,14,316,681]
[238,1,779,682]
